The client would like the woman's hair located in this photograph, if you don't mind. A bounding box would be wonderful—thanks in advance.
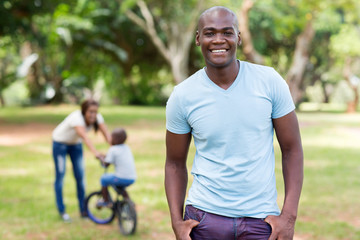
[81,99,99,132]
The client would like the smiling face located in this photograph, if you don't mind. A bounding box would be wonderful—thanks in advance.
[196,7,241,69]
[81,99,100,126]
[84,105,98,125]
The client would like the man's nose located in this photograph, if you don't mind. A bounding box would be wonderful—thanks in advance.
[213,33,225,43]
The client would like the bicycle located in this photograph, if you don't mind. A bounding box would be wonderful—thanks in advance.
[85,168,137,235]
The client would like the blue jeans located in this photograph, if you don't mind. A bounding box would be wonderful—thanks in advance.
[52,141,85,215]
[100,173,135,187]
[184,205,272,240]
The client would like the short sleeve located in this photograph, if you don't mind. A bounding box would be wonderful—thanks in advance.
[97,113,105,124]
[104,147,115,164]
[270,69,295,119]
[69,111,86,127]
[166,87,191,134]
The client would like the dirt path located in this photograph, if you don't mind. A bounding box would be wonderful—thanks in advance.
[0,122,54,146]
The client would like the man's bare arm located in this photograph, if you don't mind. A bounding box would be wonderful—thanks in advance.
[165,131,199,240]
[266,111,304,240]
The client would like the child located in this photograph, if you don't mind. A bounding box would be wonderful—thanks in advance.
[98,128,136,206]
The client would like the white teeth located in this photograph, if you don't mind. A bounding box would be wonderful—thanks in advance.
[212,49,226,53]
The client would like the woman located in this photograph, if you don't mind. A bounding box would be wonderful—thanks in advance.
[52,99,111,222]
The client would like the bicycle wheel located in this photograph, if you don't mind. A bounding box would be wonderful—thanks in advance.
[117,199,137,235]
[85,191,115,224]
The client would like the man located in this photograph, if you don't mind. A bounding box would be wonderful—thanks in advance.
[165,6,303,240]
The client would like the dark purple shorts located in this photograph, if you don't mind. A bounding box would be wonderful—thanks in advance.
[184,205,272,240]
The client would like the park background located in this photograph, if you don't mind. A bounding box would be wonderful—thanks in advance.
[0,0,360,239]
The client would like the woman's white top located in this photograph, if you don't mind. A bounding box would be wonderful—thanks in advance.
[52,110,104,144]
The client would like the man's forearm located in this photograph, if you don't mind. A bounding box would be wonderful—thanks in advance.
[165,160,188,227]
[281,149,303,219]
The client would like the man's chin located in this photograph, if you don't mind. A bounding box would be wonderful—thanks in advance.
[206,58,235,69]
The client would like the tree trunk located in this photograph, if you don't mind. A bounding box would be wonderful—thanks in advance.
[343,58,359,113]
[286,21,315,105]
[20,42,43,101]
[170,60,188,85]
[0,92,5,107]
[49,74,63,103]
[167,35,192,84]
[238,0,265,65]
[321,81,330,103]
[0,58,9,107]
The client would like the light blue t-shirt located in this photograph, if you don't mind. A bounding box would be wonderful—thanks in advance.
[166,61,295,218]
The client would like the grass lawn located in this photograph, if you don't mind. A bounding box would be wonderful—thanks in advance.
[0,104,359,240]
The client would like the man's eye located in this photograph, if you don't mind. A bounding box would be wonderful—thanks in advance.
[204,32,214,36]
[224,32,233,35]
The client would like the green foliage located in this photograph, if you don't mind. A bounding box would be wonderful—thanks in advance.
[301,0,360,104]
[330,24,360,58]
[62,0,169,105]
[246,0,314,72]
[103,63,172,105]
[2,80,29,106]
[0,36,19,91]
[120,0,138,13]
[1,0,360,107]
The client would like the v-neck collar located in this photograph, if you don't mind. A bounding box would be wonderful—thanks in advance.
[202,60,242,93]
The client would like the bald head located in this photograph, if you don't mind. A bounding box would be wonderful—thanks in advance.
[197,6,239,33]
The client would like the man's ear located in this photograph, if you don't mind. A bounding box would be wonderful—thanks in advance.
[195,31,200,46]
[237,31,242,46]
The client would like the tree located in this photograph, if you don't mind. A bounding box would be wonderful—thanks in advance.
[303,0,360,112]
[124,0,205,84]
[63,0,170,105]
[0,0,75,104]
[331,24,360,112]
[237,0,317,105]
[0,37,18,106]
[238,0,264,65]
[286,20,315,105]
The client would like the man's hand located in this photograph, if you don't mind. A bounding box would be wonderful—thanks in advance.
[173,219,200,240]
[265,213,296,240]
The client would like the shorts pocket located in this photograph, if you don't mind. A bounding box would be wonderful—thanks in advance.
[184,205,207,225]
[261,218,273,232]
[250,218,272,237]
